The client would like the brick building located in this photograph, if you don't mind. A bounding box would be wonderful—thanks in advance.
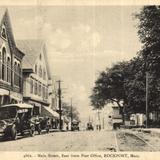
[0,9,24,106]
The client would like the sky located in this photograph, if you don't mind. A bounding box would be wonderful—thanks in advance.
[0,5,142,122]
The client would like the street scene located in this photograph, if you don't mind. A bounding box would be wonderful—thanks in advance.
[1,4,160,152]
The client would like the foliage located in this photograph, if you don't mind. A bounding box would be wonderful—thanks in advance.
[136,6,160,111]
[62,102,80,121]
[90,6,160,115]
[90,61,129,109]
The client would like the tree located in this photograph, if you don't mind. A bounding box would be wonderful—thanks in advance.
[90,56,146,117]
[62,102,80,121]
[124,55,146,114]
[136,6,160,112]
[90,6,160,121]
[90,61,130,122]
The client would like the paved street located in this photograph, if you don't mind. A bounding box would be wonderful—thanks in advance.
[0,129,159,151]
[0,130,117,151]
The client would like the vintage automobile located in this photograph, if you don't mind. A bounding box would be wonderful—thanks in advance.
[86,122,94,130]
[0,103,35,140]
[71,120,80,131]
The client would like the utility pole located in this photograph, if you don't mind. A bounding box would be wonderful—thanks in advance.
[146,72,149,128]
[70,98,73,131]
[97,109,101,131]
[102,117,104,130]
[57,80,62,130]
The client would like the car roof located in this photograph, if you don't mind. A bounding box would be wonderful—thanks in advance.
[0,103,33,109]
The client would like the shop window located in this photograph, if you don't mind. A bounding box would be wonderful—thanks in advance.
[33,106,40,115]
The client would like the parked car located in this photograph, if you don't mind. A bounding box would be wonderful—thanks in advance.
[0,103,35,140]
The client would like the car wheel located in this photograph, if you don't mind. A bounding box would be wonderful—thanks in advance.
[10,125,17,140]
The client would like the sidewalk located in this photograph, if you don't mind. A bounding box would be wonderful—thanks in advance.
[135,128,160,138]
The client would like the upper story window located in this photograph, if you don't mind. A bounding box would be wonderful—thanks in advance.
[0,52,1,79]
[17,63,21,86]
[14,59,21,87]
[43,69,46,80]
[7,57,11,83]
[14,61,17,85]
[35,64,37,74]
[1,25,7,40]
[34,81,38,95]
[30,79,33,94]
[39,54,41,60]
[2,47,6,81]
[38,83,41,96]
[39,65,42,78]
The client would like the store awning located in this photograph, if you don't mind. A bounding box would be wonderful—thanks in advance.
[0,89,9,95]
[41,106,59,118]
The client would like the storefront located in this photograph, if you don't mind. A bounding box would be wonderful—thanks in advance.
[41,106,59,129]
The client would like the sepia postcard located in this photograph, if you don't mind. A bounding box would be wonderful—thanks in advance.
[0,0,160,160]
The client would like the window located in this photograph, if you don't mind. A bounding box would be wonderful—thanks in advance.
[39,65,42,77]
[39,54,41,60]
[0,52,2,79]
[46,87,48,99]
[2,48,6,81]
[38,83,41,96]
[43,86,45,99]
[30,79,33,94]
[17,64,20,87]
[1,26,7,39]
[43,69,46,80]
[7,57,11,83]
[14,62,17,85]
[35,64,37,74]
[34,81,38,95]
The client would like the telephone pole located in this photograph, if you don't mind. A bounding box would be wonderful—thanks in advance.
[146,72,149,128]
[70,98,73,131]
[57,80,62,130]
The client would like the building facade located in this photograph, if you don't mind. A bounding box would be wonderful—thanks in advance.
[16,40,52,115]
[0,9,24,106]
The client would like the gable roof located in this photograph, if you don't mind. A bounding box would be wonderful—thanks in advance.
[16,39,51,79]
[0,8,24,59]
[0,8,5,22]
